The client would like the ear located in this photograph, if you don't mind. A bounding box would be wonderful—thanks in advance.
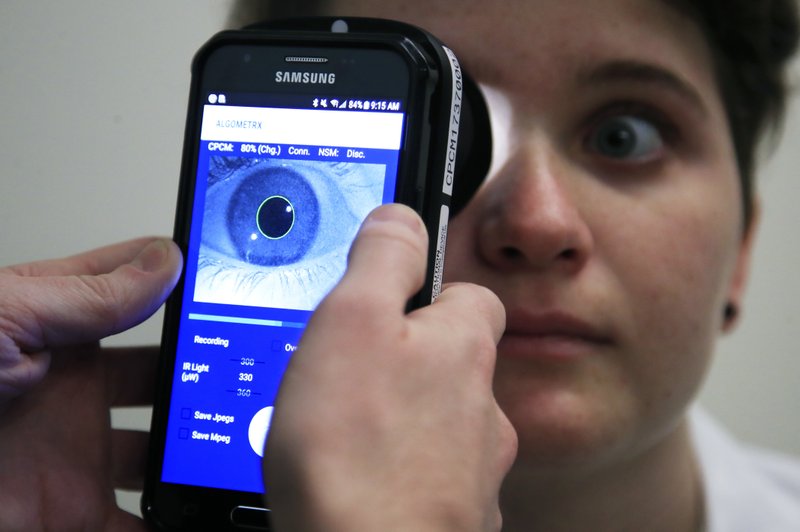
[722,197,760,333]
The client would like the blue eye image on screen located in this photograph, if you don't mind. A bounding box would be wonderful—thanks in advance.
[194,156,386,311]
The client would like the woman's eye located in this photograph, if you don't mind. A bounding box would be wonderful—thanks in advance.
[195,157,386,310]
[587,114,664,162]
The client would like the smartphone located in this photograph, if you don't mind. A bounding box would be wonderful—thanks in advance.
[142,17,490,531]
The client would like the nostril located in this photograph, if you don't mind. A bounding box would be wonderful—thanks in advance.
[501,246,578,261]
[501,246,523,260]
[559,248,578,260]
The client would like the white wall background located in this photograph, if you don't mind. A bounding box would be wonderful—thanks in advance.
[1,0,798,516]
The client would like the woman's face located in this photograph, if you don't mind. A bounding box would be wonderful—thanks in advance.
[329,0,754,469]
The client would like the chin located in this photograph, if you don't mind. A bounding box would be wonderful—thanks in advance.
[494,362,643,472]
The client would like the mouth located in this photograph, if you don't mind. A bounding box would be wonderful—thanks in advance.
[498,310,613,362]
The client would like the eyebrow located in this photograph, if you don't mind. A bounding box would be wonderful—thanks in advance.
[577,60,709,117]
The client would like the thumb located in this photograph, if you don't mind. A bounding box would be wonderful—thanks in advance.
[1,237,183,353]
[332,203,429,317]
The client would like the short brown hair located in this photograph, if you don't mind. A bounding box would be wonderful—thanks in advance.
[665,0,799,227]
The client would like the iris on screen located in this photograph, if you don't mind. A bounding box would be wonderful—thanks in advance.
[227,167,318,266]
[194,157,386,311]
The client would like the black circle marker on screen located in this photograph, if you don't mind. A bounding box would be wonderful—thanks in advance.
[257,195,295,239]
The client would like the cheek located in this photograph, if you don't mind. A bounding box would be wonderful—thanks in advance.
[443,190,494,283]
[601,173,742,408]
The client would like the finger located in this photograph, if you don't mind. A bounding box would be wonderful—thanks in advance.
[3,237,169,277]
[0,349,51,402]
[431,282,506,345]
[409,283,505,392]
[0,238,182,353]
[105,346,160,406]
[494,402,519,478]
[328,204,429,317]
[111,429,151,490]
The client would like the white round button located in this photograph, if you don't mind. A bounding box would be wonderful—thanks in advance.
[248,406,274,457]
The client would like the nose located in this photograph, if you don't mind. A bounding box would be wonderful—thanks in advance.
[475,139,593,275]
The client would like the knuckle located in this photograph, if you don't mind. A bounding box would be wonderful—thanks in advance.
[468,284,505,325]
[498,409,519,469]
[0,349,50,400]
[491,508,505,532]
[0,277,46,349]
[443,282,505,324]
[0,281,51,398]
[69,273,129,329]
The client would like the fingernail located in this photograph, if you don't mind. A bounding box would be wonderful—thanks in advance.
[364,204,425,234]
[131,239,169,273]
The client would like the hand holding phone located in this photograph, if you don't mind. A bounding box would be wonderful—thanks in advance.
[0,238,181,532]
[263,204,517,532]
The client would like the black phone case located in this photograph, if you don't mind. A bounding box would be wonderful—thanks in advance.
[143,17,490,531]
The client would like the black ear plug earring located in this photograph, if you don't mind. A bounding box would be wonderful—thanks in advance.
[724,302,739,323]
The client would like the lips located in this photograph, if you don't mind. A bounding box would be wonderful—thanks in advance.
[498,309,613,361]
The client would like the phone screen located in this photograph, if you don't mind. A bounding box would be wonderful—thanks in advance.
[159,86,406,494]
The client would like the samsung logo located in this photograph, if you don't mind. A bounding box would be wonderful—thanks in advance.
[275,71,336,85]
